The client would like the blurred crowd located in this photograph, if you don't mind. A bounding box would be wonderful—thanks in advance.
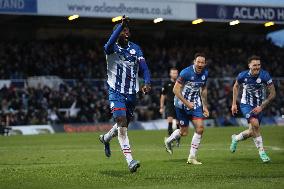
[0,34,283,126]
[0,34,283,80]
[0,78,283,127]
[0,81,112,126]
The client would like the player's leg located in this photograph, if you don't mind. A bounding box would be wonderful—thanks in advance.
[116,116,137,171]
[230,104,254,153]
[187,117,204,165]
[99,88,122,157]
[166,103,176,136]
[250,117,270,163]
[167,116,174,136]
[119,94,139,172]
[100,123,118,143]
[167,104,181,147]
[173,109,181,147]
[230,125,253,153]
[165,108,189,154]
[99,123,118,157]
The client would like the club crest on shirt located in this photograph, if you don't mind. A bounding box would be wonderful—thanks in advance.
[130,49,136,55]
[201,75,205,80]
[256,78,261,83]
[179,120,185,125]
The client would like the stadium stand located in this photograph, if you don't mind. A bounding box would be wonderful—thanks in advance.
[0,32,283,126]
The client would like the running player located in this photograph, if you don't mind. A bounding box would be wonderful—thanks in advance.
[164,53,209,165]
[160,68,180,145]
[99,16,151,172]
[230,55,276,163]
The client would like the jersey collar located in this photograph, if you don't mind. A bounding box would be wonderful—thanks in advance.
[193,65,197,73]
[116,42,130,49]
[248,69,261,77]
[193,65,203,74]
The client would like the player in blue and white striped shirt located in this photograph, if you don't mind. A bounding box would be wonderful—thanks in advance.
[230,55,276,163]
[99,16,151,173]
[164,53,209,165]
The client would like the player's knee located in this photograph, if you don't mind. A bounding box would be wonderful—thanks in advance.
[180,127,188,136]
[249,117,259,126]
[250,125,260,137]
[196,126,204,135]
[252,126,260,135]
[167,117,173,122]
[248,129,253,137]
[116,117,128,127]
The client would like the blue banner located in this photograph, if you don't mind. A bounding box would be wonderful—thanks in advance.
[197,4,284,22]
[0,0,37,13]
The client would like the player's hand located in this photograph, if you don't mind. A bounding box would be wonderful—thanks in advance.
[159,107,164,114]
[231,104,238,116]
[251,106,262,114]
[185,101,194,110]
[121,15,129,27]
[203,107,209,118]
[142,84,151,94]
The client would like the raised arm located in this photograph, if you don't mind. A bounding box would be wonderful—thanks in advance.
[104,16,129,54]
[104,23,123,54]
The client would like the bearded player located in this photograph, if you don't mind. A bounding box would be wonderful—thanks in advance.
[99,16,151,172]
[164,53,209,165]
[230,55,276,163]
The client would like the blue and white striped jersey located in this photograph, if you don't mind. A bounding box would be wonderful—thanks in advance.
[105,42,144,94]
[174,65,208,110]
[237,69,273,107]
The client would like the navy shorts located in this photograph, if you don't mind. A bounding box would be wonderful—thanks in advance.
[108,87,136,120]
[240,103,263,123]
[175,106,205,127]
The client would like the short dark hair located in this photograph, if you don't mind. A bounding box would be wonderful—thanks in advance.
[170,67,178,72]
[248,55,261,64]
[194,53,206,60]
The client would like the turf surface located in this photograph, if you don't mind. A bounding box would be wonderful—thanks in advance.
[0,126,284,189]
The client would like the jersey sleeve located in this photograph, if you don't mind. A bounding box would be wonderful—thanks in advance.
[137,45,151,84]
[263,71,273,86]
[203,69,209,86]
[136,45,145,61]
[236,72,244,84]
[177,69,188,85]
[161,83,167,95]
[104,24,123,55]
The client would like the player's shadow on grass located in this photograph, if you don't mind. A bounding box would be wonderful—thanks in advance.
[99,170,130,177]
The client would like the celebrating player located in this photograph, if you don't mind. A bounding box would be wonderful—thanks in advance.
[230,55,276,163]
[164,53,209,165]
[160,68,180,145]
[99,15,151,172]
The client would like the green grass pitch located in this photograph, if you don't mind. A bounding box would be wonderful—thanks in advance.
[0,126,284,189]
